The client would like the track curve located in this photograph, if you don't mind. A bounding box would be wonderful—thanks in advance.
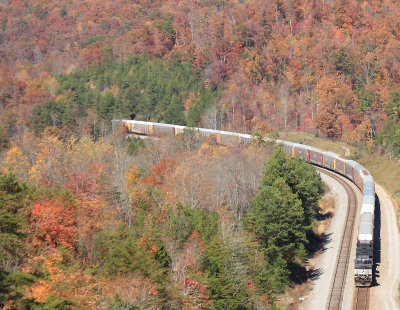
[315,167,364,310]
[117,119,388,308]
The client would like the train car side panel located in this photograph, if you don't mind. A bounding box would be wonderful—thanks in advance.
[294,144,311,162]
[309,147,324,166]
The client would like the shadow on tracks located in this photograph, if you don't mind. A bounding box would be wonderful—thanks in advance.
[372,194,381,287]
[289,232,333,284]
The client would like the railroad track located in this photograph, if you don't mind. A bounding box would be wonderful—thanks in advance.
[354,287,369,310]
[315,167,361,310]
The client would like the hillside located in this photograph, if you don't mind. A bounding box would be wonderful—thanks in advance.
[1,0,400,154]
[1,0,400,308]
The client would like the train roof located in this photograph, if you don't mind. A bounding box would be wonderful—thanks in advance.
[360,203,374,215]
[322,151,338,157]
[293,143,312,150]
[238,133,252,139]
[309,146,324,152]
[199,128,220,134]
[335,154,351,161]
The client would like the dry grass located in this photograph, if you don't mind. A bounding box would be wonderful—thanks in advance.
[359,154,400,215]
[315,195,335,236]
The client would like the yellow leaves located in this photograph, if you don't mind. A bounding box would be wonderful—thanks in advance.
[343,120,373,147]
[198,143,228,159]
[253,120,270,135]
[26,253,63,303]
[69,136,113,167]
[27,251,101,308]
[8,130,114,189]
[315,75,340,103]
[184,92,197,111]
[76,196,107,236]
[1,147,30,180]
[27,279,51,303]
[41,76,59,96]
[125,164,139,188]
[76,21,83,33]
[242,52,263,85]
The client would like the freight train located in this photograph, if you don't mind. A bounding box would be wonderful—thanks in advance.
[114,119,375,287]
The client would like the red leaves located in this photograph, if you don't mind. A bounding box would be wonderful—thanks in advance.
[183,277,210,307]
[142,158,176,186]
[31,200,77,248]
[66,163,104,197]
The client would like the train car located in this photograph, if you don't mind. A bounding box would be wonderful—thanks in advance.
[294,144,311,162]
[355,170,375,287]
[219,131,237,145]
[353,164,366,190]
[199,128,219,140]
[355,196,374,287]
[123,120,133,132]
[323,151,337,171]
[363,188,375,204]
[228,132,242,144]
[335,155,350,175]
[355,227,374,285]
[238,133,252,145]
[309,146,324,166]
[153,123,176,136]
[281,141,295,157]
[361,170,374,192]
[173,125,187,135]
[119,119,377,288]
[127,120,154,135]
[344,160,357,181]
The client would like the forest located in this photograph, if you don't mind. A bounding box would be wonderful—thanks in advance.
[0,129,324,308]
[1,0,400,154]
[0,0,400,308]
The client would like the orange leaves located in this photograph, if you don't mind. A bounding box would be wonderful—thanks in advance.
[125,164,139,189]
[138,235,159,254]
[142,158,176,186]
[75,196,112,259]
[26,253,64,303]
[342,119,374,147]
[26,251,101,307]
[27,279,52,303]
[31,200,77,248]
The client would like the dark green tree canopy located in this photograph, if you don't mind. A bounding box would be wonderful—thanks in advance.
[244,147,325,291]
[260,147,324,226]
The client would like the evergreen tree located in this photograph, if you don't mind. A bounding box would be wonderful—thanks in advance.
[246,178,307,264]
[381,91,400,157]
[0,174,35,307]
[0,126,9,151]
[60,4,67,17]
[260,148,324,226]
[244,148,324,291]
[98,92,116,119]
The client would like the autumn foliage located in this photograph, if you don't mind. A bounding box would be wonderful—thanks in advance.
[3,0,400,307]
[2,0,400,144]
[31,200,77,248]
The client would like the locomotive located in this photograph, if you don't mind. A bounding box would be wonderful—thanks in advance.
[115,120,375,287]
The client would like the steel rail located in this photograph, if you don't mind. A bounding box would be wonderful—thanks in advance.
[354,287,369,310]
[315,167,359,310]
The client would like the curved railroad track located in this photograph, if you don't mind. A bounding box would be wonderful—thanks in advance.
[315,167,368,310]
